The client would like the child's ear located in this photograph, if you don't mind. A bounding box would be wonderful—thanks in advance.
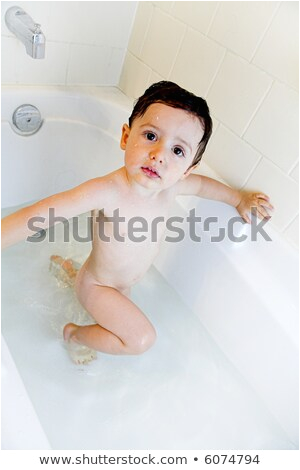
[120,124,130,150]
[181,164,198,179]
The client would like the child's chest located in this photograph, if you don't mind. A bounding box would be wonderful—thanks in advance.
[93,193,172,242]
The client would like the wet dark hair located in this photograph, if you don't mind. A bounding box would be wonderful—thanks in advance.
[128,81,213,167]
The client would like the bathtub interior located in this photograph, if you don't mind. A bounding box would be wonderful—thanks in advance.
[1,87,299,450]
[1,215,296,450]
[1,87,131,208]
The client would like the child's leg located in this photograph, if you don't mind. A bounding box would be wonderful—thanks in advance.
[64,284,156,356]
[49,255,79,287]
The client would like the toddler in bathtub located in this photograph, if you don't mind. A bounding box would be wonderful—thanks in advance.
[1,81,273,364]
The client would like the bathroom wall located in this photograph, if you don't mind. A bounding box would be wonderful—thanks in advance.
[1,1,137,86]
[119,1,299,248]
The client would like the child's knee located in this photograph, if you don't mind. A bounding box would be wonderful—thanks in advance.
[126,325,157,355]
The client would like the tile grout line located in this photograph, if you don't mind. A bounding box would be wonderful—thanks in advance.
[205,48,227,98]
[167,24,187,80]
[241,79,274,138]
[249,1,282,64]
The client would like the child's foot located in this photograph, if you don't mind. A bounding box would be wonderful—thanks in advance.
[63,323,97,365]
[49,255,79,287]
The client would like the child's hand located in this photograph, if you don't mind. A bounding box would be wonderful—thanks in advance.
[236,192,274,224]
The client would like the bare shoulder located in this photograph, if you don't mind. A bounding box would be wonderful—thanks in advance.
[70,168,124,206]
[175,173,203,196]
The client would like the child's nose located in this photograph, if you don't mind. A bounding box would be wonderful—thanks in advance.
[149,144,164,164]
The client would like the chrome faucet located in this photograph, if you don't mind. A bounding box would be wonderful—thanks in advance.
[5,6,45,59]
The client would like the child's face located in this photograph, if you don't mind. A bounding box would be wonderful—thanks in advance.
[120,103,204,190]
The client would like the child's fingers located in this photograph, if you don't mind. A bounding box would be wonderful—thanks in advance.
[251,205,271,220]
[242,213,251,224]
[237,192,273,224]
[256,193,269,200]
[260,202,274,211]
[256,194,274,210]
[238,209,251,223]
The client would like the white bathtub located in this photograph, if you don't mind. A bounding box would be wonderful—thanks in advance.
[1,86,298,450]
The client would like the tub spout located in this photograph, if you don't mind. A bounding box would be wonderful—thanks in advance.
[5,6,45,59]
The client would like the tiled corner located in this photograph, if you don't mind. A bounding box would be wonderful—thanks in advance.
[67,44,120,86]
[244,81,299,173]
[119,52,151,99]
[140,8,186,77]
[170,28,225,96]
[128,2,153,58]
[203,125,262,190]
[253,1,299,90]
[147,70,166,88]
[207,52,272,136]
[208,1,279,61]
[243,158,299,231]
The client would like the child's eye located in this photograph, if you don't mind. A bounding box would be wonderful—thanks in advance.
[145,132,156,141]
[173,146,185,157]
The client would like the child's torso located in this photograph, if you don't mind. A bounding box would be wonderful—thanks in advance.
[86,188,176,290]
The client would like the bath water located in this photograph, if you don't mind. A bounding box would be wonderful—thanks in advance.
[1,210,293,449]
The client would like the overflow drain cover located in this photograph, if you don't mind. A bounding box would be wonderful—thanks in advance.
[12,104,43,135]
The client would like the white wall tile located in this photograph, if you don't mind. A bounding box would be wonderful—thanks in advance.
[15,41,69,85]
[283,216,299,249]
[203,125,261,189]
[47,2,137,47]
[1,36,17,83]
[128,2,153,57]
[119,52,151,99]
[208,1,279,61]
[244,82,299,173]
[253,1,299,90]
[244,158,298,231]
[67,44,119,86]
[171,1,219,35]
[207,52,272,135]
[140,8,186,77]
[170,28,225,96]
[46,2,81,43]
[152,2,174,14]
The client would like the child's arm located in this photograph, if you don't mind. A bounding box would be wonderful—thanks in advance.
[1,177,107,249]
[179,174,273,223]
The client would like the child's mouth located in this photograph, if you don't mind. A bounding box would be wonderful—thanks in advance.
[141,166,160,178]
